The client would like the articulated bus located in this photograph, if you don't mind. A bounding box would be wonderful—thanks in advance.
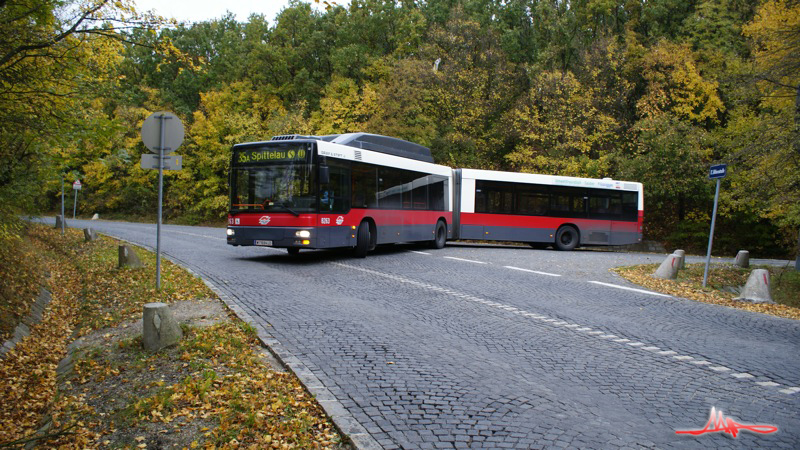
[453,169,643,251]
[226,133,643,256]
[226,133,453,257]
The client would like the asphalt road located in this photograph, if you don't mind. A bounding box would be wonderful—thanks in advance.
[37,218,800,449]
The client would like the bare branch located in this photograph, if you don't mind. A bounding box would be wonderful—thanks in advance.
[0,0,110,67]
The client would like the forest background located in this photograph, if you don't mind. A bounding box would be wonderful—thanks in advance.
[0,0,798,256]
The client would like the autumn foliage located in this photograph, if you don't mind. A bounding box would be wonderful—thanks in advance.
[1,0,799,254]
[0,226,344,448]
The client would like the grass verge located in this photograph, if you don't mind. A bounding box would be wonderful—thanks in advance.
[0,225,345,448]
[613,262,800,320]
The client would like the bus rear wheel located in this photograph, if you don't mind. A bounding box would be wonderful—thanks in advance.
[430,220,446,249]
[354,221,371,258]
[555,226,579,251]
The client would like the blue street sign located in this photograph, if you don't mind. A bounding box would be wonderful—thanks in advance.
[709,164,727,179]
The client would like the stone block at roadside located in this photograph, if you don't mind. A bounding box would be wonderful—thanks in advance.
[653,254,680,280]
[735,269,774,304]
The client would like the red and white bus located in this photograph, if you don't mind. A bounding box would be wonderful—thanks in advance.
[453,169,644,250]
[226,133,453,257]
[227,134,643,256]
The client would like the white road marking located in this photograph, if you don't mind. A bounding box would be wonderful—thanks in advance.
[333,262,793,395]
[504,266,561,277]
[409,250,431,255]
[588,281,672,298]
[165,229,226,241]
[444,256,487,264]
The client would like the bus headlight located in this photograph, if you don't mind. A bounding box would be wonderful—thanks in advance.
[226,228,235,236]
[295,230,311,238]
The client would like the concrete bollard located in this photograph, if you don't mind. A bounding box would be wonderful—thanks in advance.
[91,213,99,220]
[735,269,774,304]
[54,215,65,229]
[734,250,750,268]
[83,228,98,242]
[673,249,686,270]
[118,245,144,269]
[653,254,680,280]
[142,302,183,352]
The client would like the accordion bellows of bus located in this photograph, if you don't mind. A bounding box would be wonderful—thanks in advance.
[226,133,643,257]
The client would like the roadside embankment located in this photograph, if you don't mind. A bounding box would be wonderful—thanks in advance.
[0,225,346,448]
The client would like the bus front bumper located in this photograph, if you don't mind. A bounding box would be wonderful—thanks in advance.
[226,226,314,248]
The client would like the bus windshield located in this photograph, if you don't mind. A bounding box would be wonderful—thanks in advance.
[230,144,316,214]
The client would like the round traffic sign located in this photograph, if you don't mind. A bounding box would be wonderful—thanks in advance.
[141,111,184,154]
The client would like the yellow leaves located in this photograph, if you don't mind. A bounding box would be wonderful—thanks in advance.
[310,76,379,134]
[505,70,618,177]
[614,264,800,321]
[742,0,800,111]
[636,41,724,125]
[1,225,341,448]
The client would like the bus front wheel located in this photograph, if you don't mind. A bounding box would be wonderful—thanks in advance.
[430,220,446,249]
[354,221,371,258]
[287,247,300,256]
[555,226,579,251]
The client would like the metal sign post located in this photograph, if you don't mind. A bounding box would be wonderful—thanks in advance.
[141,111,184,291]
[72,180,81,219]
[703,164,727,287]
[156,115,166,290]
[60,175,65,235]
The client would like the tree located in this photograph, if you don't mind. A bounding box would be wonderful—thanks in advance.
[505,70,618,177]
[617,113,712,236]
[719,0,800,237]
[422,9,525,168]
[635,40,724,127]
[0,0,163,222]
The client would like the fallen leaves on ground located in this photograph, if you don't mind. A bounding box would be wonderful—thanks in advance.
[0,225,347,449]
[613,263,800,320]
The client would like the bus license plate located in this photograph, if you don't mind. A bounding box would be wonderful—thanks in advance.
[254,240,273,246]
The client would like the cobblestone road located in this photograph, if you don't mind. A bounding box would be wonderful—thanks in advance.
[40,219,800,448]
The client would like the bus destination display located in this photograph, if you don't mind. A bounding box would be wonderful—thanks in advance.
[235,146,308,164]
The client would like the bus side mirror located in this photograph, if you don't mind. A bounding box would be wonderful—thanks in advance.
[320,166,330,184]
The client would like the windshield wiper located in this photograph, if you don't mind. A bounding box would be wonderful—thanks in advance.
[279,202,300,217]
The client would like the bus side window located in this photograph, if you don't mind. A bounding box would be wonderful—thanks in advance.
[621,192,638,221]
[351,162,377,208]
[429,177,446,211]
